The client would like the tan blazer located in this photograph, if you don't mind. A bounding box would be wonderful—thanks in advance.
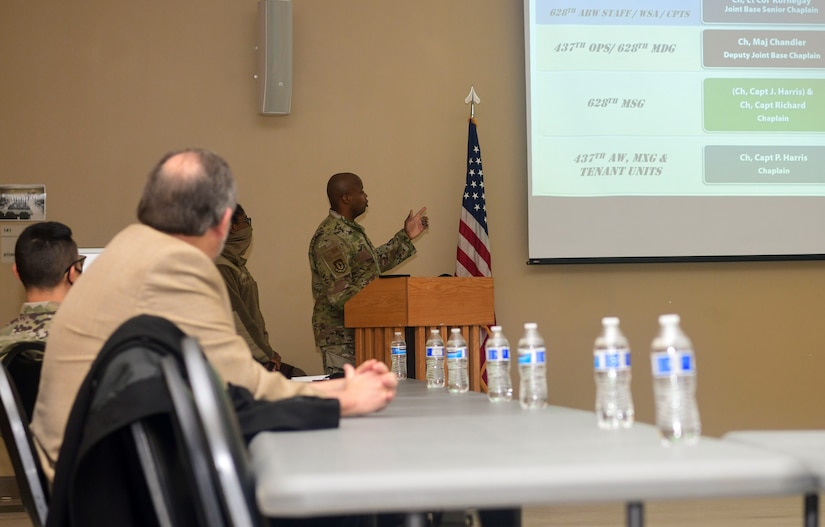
[31,223,319,481]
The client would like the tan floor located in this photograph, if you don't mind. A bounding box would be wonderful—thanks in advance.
[0,511,31,527]
[523,496,813,526]
[0,495,817,526]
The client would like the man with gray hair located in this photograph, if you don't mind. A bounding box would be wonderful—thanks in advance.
[32,149,398,483]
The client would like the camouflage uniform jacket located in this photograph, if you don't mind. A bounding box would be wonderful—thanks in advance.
[0,301,60,358]
[309,210,416,351]
[215,247,276,365]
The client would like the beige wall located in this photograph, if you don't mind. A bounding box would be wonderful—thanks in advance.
[0,0,823,443]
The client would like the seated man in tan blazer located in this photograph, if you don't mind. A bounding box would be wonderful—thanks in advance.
[31,148,398,483]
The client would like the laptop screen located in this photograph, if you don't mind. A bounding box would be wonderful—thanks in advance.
[78,248,104,269]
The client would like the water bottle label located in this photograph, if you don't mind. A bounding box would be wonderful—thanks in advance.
[487,346,510,361]
[593,350,631,371]
[426,346,444,358]
[447,347,467,359]
[518,347,546,365]
[651,350,696,377]
[391,346,406,356]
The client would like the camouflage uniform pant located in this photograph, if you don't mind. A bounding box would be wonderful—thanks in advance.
[320,344,355,376]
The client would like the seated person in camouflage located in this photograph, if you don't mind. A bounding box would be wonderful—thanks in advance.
[216,204,306,378]
[0,221,83,358]
[309,172,428,375]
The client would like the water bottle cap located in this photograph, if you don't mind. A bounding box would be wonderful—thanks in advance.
[601,316,619,326]
[658,314,681,326]
[491,325,502,332]
[394,331,402,336]
[430,328,440,335]
[524,322,537,330]
[451,328,461,334]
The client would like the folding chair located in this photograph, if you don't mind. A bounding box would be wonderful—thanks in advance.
[0,361,49,527]
[2,341,45,422]
[172,337,264,527]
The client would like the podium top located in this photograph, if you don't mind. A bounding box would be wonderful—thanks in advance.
[344,276,494,328]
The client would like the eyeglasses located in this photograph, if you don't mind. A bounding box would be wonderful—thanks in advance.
[65,255,86,285]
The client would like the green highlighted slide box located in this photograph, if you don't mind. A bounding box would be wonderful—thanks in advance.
[704,79,825,132]
[705,146,825,183]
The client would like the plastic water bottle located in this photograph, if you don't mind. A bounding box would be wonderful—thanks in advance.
[593,317,634,429]
[485,326,512,402]
[446,328,469,394]
[425,328,446,388]
[650,314,700,445]
[390,330,407,380]
[518,323,547,409]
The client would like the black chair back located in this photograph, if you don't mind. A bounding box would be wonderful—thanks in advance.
[2,341,45,422]
[126,412,201,527]
[0,360,49,527]
[173,337,263,527]
[159,353,228,527]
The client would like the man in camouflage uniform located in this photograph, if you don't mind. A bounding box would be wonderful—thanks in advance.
[0,221,82,358]
[309,172,428,375]
[216,203,306,378]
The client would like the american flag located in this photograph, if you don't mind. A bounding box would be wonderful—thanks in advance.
[456,117,493,390]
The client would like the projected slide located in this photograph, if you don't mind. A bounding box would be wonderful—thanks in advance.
[527,0,825,198]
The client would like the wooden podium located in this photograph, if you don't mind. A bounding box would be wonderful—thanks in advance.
[344,276,494,392]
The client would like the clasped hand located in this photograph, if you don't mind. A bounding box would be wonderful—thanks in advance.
[338,359,398,416]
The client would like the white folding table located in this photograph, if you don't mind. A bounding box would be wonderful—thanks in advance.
[724,430,825,527]
[251,381,816,527]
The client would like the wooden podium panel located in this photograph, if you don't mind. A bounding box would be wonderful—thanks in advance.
[345,277,494,392]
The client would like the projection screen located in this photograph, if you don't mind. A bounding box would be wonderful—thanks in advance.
[525,0,825,263]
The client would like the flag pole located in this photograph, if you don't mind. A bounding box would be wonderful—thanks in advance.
[459,85,492,392]
[464,86,480,119]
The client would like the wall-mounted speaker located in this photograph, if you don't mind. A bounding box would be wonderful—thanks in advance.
[256,0,292,116]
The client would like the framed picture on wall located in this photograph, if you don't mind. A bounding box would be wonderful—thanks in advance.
[0,185,46,221]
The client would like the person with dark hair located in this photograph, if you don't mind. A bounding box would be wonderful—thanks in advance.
[32,149,398,483]
[310,172,428,375]
[216,203,306,377]
[0,221,82,357]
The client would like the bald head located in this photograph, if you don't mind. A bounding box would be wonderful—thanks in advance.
[160,151,206,181]
[326,172,368,221]
[137,148,237,236]
[326,172,362,209]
